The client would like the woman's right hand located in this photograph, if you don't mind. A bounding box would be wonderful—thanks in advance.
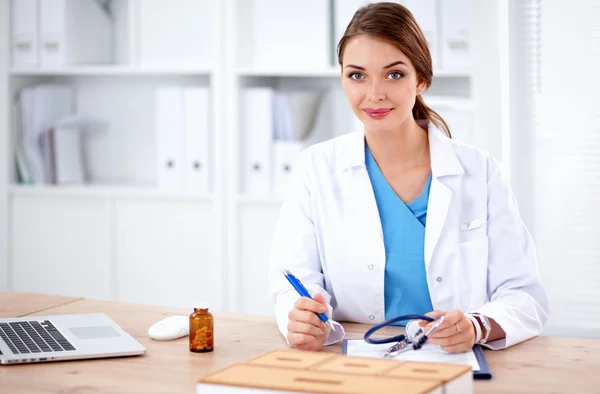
[286,293,331,351]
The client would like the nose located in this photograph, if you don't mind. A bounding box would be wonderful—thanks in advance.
[367,80,385,102]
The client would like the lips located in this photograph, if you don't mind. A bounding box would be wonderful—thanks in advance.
[364,108,392,118]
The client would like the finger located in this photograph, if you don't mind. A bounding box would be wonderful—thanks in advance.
[427,331,471,348]
[312,294,331,317]
[288,320,324,337]
[428,317,469,339]
[424,309,462,332]
[440,342,473,354]
[295,296,328,314]
[287,332,316,347]
[313,293,327,306]
[418,310,445,326]
[428,325,459,339]
[288,308,323,328]
[296,342,321,352]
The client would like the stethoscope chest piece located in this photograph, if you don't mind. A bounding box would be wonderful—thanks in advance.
[362,314,445,358]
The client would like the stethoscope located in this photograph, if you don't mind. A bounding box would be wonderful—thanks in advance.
[363,314,445,357]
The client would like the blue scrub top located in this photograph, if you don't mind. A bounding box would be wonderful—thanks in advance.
[365,144,434,324]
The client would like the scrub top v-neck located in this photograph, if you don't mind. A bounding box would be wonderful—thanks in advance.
[365,144,434,323]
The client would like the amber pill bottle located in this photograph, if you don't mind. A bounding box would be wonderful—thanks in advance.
[189,307,214,353]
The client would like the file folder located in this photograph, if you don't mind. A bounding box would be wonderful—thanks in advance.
[10,0,38,67]
[272,140,304,197]
[156,87,184,191]
[182,87,211,194]
[19,85,74,184]
[342,339,492,380]
[439,0,473,71]
[241,88,274,195]
[424,96,474,144]
[38,0,112,66]
[403,0,439,69]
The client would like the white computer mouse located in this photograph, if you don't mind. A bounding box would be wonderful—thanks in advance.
[148,315,189,341]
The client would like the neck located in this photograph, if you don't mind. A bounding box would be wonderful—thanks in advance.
[365,119,429,168]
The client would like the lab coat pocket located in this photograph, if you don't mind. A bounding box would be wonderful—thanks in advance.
[457,237,489,310]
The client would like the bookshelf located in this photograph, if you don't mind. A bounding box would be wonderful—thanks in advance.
[1,0,227,312]
[10,66,214,76]
[1,0,503,316]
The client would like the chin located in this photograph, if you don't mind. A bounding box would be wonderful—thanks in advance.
[362,119,395,133]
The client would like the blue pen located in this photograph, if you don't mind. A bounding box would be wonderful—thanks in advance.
[283,269,335,332]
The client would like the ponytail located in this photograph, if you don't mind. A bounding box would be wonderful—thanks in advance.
[413,95,452,138]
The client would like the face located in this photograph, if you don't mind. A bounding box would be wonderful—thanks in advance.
[340,34,425,133]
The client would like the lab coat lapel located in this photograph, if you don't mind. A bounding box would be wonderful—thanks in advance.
[338,132,384,248]
[337,127,463,269]
[425,177,452,267]
[349,167,384,243]
[424,125,464,268]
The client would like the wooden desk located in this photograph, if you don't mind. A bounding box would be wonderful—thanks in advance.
[0,291,83,318]
[1,294,599,394]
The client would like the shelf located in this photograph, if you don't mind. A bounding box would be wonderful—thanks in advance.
[237,195,284,205]
[9,66,215,77]
[432,70,472,78]
[9,184,213,201]
[236,67,470,78]
[236,67,341,78]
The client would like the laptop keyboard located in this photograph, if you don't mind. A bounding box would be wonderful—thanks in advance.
[0,320,76,354]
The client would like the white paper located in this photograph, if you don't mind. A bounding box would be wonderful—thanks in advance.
[345,339,480,371]
[53,114,106,129]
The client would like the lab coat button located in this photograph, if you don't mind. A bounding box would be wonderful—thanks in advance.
[436,276,443,282]
[369,315,375,320]
[367,264,374,270]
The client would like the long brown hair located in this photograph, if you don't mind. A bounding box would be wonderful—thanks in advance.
[337,2,451,138]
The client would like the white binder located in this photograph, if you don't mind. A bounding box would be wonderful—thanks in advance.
[242,88,274,196]
[38,0,112,66]
[19,85,74,184]
[424,96,473,144]
[49,115,105,185]
[156,88,183,191]
[52,129,84,184]
[273,140,304,197]
[402,0,438,68]
[439,0,472,71]
[182,87,211,194]
[11,0,38,67]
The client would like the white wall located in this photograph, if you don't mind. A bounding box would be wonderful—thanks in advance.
[0,0,9,292]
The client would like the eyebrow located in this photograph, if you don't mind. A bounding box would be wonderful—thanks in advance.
[344,60,407,70]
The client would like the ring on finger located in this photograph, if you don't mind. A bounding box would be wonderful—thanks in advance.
[455,323,461,334]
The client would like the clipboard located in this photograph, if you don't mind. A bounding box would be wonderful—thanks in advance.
[342,339,492,380]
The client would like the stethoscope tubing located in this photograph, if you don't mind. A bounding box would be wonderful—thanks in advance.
[363,314,435,344]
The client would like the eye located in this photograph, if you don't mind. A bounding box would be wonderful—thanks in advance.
[348,72,364,80]
[388,72,404,80]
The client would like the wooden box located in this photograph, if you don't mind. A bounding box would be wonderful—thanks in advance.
[197,349,472,394]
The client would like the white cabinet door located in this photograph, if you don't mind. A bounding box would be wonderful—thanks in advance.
[11,196,111,299]
[239,204,281,315]
[137,0,219,67]
[115,199,221,310]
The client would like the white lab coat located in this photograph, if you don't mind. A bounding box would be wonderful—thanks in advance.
[269,123,549,350]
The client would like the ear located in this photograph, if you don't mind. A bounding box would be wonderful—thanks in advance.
[416,81,427,96]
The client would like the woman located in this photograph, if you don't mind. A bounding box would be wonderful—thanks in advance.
[268,2,549,353]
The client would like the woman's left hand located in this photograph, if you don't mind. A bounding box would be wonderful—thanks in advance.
[418,309,476,353]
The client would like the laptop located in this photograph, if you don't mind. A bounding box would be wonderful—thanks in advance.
[0,313,146,365]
